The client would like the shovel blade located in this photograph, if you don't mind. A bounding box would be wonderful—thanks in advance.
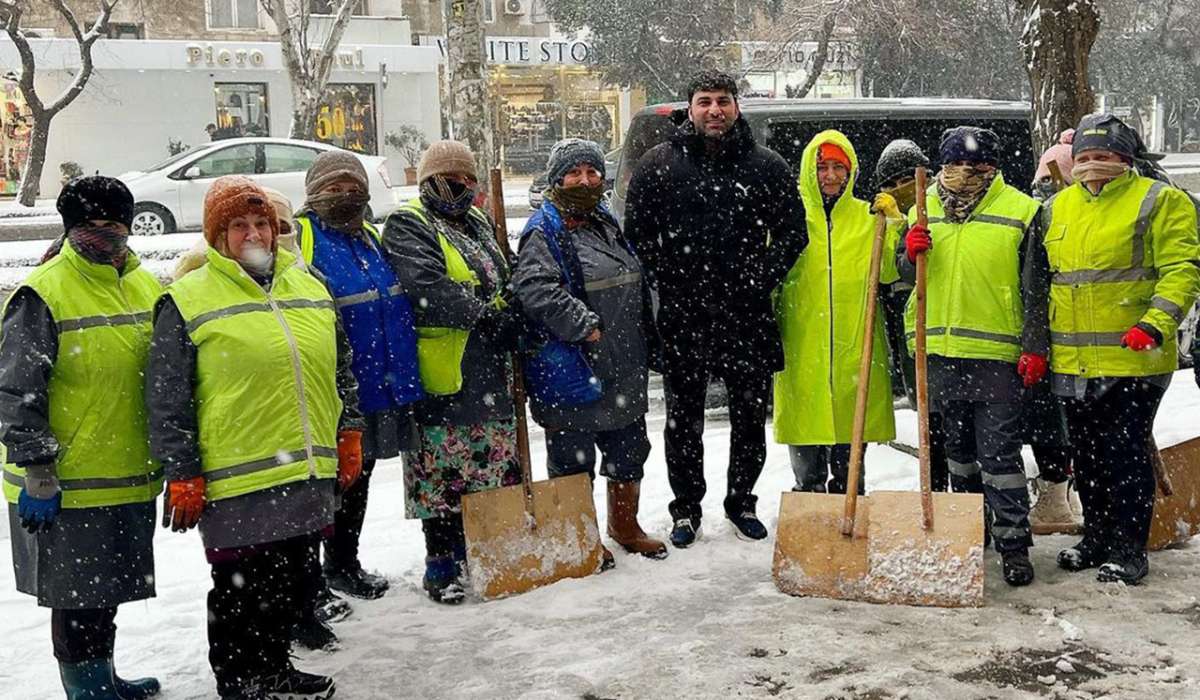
[773,492,871,600]
[1150,436,1200,550]
[462,472,604,600]
[865,491,984,608]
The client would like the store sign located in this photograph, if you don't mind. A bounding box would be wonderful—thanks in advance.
[186,44,367,70]
[420,35,593,66]
[739,41,859,73]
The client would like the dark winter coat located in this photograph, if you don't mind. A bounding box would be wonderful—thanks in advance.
[514,202,654,432]
[382,204,516,427]
[623,116,808,375]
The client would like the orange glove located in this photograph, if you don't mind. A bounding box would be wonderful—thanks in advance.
[1017,352,1048,387]
[337,430,363,492]
[164,477,206,532]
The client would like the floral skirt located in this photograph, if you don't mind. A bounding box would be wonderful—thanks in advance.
[404,419,522,519]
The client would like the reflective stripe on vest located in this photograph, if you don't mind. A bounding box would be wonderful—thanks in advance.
[904,174,1040,363]
[0,243,163,509]
[1045,175,1181,377]
[166,246,340,502]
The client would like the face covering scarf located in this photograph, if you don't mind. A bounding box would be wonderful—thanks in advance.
[420,175,476,219]
[1071,160,1130,194]
[547,182,606,219]
[936,165,997,223]
[68,224,129,269]
[307,190,370,232]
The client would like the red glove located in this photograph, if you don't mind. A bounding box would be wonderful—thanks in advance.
[337,430,363,492]
[905,224,932,263]
[1017,352,1048,387]
[1121,325,1158,351]
[165,477,206,532]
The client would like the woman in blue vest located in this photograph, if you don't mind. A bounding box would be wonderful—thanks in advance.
[382,140,524,604]
[295,151,424,615]
[0,177,162,699]
[514,139,668,562]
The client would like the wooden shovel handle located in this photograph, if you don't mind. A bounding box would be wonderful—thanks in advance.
[490,169,536,518]
[1046,161,1067,192]
[841,213,888,536]
[914,166,934,531]
[1150,435,1174,497]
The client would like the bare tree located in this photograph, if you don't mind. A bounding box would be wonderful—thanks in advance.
[444,0,494,185]
[750,0,846,99]
[258,0,357,139]
[0,0,117,206]
[1018,0,1101,153]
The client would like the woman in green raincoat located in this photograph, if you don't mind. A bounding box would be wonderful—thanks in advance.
[774,130,897,494]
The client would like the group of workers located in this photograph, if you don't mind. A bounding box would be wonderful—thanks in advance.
[3,68,1198,700]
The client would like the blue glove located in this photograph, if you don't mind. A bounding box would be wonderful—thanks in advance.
[17,488,61,533]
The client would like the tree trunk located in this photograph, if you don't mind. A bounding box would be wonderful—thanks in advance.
[790,14,837,100]
[1019,0,1101,155]
[444,0,495,185]
[15,112,51,206]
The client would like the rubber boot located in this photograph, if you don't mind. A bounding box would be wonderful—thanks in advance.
[112,664,160,699]
[1029,479,1083,535]
[606,480,668,559]
[59,659,120,699]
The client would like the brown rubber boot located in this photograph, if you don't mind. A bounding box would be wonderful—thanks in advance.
[607,480,668,559]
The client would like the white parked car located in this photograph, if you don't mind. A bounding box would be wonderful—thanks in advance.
[118,137,397,235]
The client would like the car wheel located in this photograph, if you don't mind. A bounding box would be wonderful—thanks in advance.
[131,203,175,236]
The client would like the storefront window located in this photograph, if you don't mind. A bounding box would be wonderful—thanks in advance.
[314,84,378,154]
[213,83,270,139]
[1,81,33,196]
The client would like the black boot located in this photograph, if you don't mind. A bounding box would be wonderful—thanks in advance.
[112,664,161,699]
[423,556,466,604]
[59,659,120,699]
[1097,547,1149,585]
[292,611,339,652]
[1057,534,1109,572]
[258,662,336,700]
[1001,548,1035,586]
[324,562,389,600]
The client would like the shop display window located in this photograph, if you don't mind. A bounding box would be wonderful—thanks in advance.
[314,84,378,155]
[213,83,270,139]
[1,81,32,196]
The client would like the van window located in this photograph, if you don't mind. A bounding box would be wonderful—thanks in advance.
[762,117,1035,198]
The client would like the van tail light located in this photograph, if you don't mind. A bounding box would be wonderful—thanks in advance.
[377,162,392,188]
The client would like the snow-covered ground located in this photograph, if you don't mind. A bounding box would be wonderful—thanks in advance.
[3,373,1199,699]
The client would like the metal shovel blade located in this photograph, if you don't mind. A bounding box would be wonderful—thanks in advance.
[461,472,605,600]
[773,492,871,600]
[865,491,985,608]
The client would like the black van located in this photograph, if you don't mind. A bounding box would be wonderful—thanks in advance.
[611,97,1036,222]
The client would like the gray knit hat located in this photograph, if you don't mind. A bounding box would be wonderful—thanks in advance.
[305,149,369,196]
[547,138,605,186]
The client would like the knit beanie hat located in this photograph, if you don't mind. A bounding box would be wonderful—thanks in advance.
[417,140,476,183]
[874,139,930,189]
[57,175,135,233]
[939,126,1000,166]
[1035,129,1076,184]
[817,142,851,171]
[546,138,606,186]
[1072,113,1138,163]
[202,175,278,247]
[305,150,369,196]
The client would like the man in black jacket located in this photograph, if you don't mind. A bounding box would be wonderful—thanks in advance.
[624,71,808,547]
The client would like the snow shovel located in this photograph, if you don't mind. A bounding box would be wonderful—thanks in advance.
[864,167,985,608]
[771,212,887,600]
[1149,435,1200,550]
[460,169,605,600]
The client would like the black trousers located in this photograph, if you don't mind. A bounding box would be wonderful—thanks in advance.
[545,418,652,483]
[664,363,771,521]
[881,284,914,399]
[323,458,377,573]
[422,513,465,559]
[208,534,309,694]
[51,607,117,663]
[788,444,864,495]
[1033,444,1072,483]
[1064,379,1164,552]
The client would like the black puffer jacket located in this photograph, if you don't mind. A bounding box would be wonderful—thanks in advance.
[623,116,807,374]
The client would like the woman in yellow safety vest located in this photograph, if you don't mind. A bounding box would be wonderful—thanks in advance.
[146,175,364,699]
[1022,113,1200,585]
[0,176,162,699]
[381,140,523,604]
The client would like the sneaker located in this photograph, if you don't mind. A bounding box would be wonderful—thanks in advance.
[1097,549,1149,585]
[669,518,701,549]
[292,614,339,652]
[423,556,466,604]
[1058,535,1109,572]
[727,511,768,541]
[1001,548,1035,586]
[324,567,389,600]
[313,586,352,624]
[259,664,336,700]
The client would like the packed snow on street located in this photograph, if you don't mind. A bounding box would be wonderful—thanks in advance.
[2,366,1198,699]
